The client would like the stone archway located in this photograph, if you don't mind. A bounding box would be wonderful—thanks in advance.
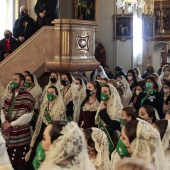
[153,41,170,70]
[95,40,107,66]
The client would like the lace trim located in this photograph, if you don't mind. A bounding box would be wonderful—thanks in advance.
[82,100,100,112]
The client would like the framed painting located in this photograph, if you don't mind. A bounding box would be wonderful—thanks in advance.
[114,15,133,40]
[142,14,155,40]
[74,0,97,21]
[154,1,170,35]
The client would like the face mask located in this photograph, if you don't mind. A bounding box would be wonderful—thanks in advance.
[100,93,109,101]
[50,77,57,84]
[47,93,55,101]
[4,34,10,39]
[116,140,130,157]
[101,84,105,88]
[10,81,19,90]
[119,118,125,125]
[127,76,132,81]
[74,84,80,90]
[164,71,169,76]
[145,82,152,90]
[21,11,25,17]
[61,80,69,86]
[32,142,46,170]
[163,89,170,93]
[96,80,101,83]
[86,89,93,96]
[135,90,141,96]
[24,81,31,88]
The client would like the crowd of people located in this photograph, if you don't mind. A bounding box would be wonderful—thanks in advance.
[0,2,58,62]
[0,63,170,170]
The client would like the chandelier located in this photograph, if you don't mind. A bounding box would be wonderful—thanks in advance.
[116,0,145,13]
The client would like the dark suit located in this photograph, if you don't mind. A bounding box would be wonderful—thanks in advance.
[0,37,19,61]
[13,14,36,43]
[34,0,58,29]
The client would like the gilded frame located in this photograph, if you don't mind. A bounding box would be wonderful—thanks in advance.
[142,14,155,40]
[74,0,97,21]
[114,15,133,41]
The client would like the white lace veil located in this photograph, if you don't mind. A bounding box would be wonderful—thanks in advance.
[151,72,162,91]
[131,119,169,170]
[162,120,170,163]
[160,64,170,78]
[119,76,132,102]
[133,67,143,82]
[95,84,123,121]
[92,66,108,81]
[91,128,111,170]
[0,131,13,170]
[39,122,96,170]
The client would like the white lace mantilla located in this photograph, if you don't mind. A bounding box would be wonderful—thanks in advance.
[39,122,96,170]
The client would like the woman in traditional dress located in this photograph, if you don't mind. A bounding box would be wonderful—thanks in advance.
[60,73,79,122]
[23,86,66,170]
[95,84,123,154]
[38,121,96,170]
[112,119,169,170]
[84,127,111,170]
[78,81,101,129]
[25,74,42,130]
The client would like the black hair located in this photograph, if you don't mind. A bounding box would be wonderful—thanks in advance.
[127,69,137,84]
[75,78,82,85]
[48,86,58,95]
[26,74,34,83]
[129,81,146,104]
[153,120,168,140]
[125,120,138,143]
[122,107,137,120]
[50,121,68,143]
[81,81,101,107]
[146,76,159,90]
[140,105,156,123]
[24,70,31,75]
[13,73,26,82]
[63,73,72,84]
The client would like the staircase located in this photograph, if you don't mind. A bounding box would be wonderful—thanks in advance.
[0,19,100,87]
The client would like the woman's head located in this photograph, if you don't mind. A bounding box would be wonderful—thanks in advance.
[86,81,101,101]
[47,86,58,101]
[127,69,137,82]
[152,120,168,140]
[145,76,158,90]
[138,105,156,123]
[121,107,137,123]
[23,70,31,77]
[146,65,154,73]
[100,78,108,86]
[74,78,82,90]
[42,121,68,151]
[101,84,111,99]
[61,73,72,86]
[49,72,58,84]
[163,80,170,93]
[25,74,34,87]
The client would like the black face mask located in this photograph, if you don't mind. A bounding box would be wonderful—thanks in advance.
[86,89,93,96]
[4,34,10,39]
[61,80,69,86]
[21,11,25,17]
[50,78,57,84]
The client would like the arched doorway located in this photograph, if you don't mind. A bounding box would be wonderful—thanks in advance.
[95,41,107,66]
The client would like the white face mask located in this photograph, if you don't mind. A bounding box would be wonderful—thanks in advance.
[74,84,80,90]
[135,90,141,96]
[164,71,169,76]
[163,89,170,93]
[127,76,132,81]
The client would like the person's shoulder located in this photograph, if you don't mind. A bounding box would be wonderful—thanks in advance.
[28,16,35,22]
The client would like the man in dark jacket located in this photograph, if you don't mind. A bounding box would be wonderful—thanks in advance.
[13,6,36,44]
[34,0,58,29]
[0,30,19,62]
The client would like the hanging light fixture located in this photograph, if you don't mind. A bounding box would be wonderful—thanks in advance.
[116,0,145,13]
